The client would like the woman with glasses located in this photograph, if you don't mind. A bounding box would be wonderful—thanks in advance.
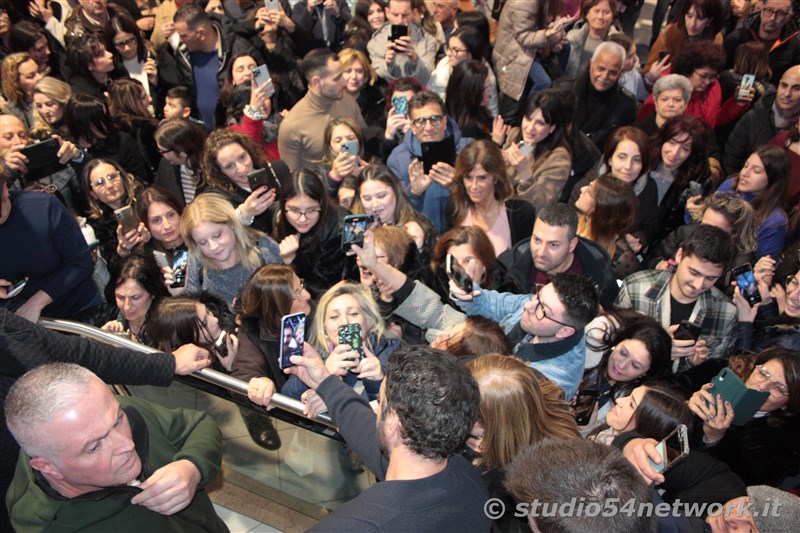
[177,192,282,311]
[273,168,349,299]
[687,347,800,487]
[82,158,145,270]
[231,264,311,448]
[428,26,498,116]
[202,128,289,235]
[108,11,160,116]
[638,40,752,130]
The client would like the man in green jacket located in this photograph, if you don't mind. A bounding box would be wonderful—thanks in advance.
[4,363,228,532]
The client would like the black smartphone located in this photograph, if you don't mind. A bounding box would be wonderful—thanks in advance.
[7,277,27,298]
[390,24,407,42]
[446,254,474,293]
[114,205,138,234]
[573,389,599,426]
[247,167,280,193]
[732,263,762,306]
[658,50,670,61]
[341,214,377,252]
[19,138,65,182]
[688,180,703,197]
[674,320,701,342]
[338,323,364,365]
[420,136,456,174]
[279,312,306,369]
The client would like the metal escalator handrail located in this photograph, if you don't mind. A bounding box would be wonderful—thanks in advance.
[38,318,336,429]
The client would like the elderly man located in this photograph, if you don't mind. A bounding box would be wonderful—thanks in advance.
[635,74,692,135]
[724,64,800,175]
[724,0,800,84]
[5,363,226,532]
[367,0,437,83]
[568,41,638,150]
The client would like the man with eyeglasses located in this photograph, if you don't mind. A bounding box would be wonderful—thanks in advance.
[724,65,800,177]
[452,271,599,399]
[724,0,800,85]
[617,224,738,370]
[387,90,473,231]
[367,0,437,83]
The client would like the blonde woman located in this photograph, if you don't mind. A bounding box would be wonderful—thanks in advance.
[175,192,281,310]
[30,76,71,139]
[1,52,43,128]
[340,47,386,127]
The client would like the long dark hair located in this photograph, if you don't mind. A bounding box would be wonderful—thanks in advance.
[629,383,693,441]
[652,115,711,188]
[450,140,513,226]
[445,60,491,138]
[105,251,170,308]
[274,168,333,246]
[729,348,800,427]
[65,93,113,146]
[109,10,148,63]
[238,263,298,335]
[520,88,575,159]
[147,297,214,352]
[676,0,723,37]
[154,118,208,178]
[733,145,790,225]
[135,186,184,241]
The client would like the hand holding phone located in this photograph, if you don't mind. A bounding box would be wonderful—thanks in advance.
[340,140,359,156]
[648,424,690,473]
[732,263,762,307]
[114,205,138,235]
[279,313,306,369]
[338,324,364,366]
[673,320,701,342]
[391,95,408,117]
[446,254,475,293]
[4,278,28,298]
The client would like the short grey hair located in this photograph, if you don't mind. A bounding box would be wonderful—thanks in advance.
[5,363,98,458]
[591,41,627,65]
[653,74,693,102]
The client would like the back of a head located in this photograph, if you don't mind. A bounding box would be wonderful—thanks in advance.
[6,363,98,458]
[505,438,656,533]
[681,223,735,268]
[550,272,599,330]
[384,345,480,460]
[301,48,337,83]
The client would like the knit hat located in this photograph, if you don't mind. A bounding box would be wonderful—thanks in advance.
[746,485,800,532]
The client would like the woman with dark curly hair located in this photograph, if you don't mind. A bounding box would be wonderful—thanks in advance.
[201,128,290,234]
[647,114,714,243]
[639,39,752,129]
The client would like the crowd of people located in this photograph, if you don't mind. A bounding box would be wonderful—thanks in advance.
[2,0,800,531]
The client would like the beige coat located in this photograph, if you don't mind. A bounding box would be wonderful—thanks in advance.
[493,1,557,102]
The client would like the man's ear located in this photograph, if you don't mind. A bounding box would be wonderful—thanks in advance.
[554,325,575,340]
[180,107,191,119]
[30,457,63,480]
[569,236,579,254]
[675,247,684,263]
[383,407,402,445]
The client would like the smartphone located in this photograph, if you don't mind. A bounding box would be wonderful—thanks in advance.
[390,24,407,42]
[252,65,275,97]
[688,180,703,198]
[446,254,475,293]
[673,320,701,342]
[391,95,408,117]
[114,205,138,234]
[279,312,306,369]
[171,248,189,288]
[658,50,670,61]
[263,0,280,11]
[420,136,457,174]
[649,424,690,473]
[341,214,376,252]
[709,368,770,426]
[247,167,280,192]
[19,138,65,182]
[6,277,27,298]
[338,323,364,364]
[340,140,359,156]
[573,389,599,426]
[738,73,756,100]
[732,263,762,306]
[518,140,533,156]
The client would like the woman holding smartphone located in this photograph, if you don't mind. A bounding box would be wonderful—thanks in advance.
[201,128,288,235]
[273,168,349,299]
[316,117,367,206]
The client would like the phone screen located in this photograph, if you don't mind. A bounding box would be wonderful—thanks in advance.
[341,215,376,252]
[733,264,761,306]
[279,313,306,369]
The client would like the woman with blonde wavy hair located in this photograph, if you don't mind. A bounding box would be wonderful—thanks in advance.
[30,76,71,139]
[464,354,580,530]
[1,52,43,128]
[175,192,282,311]
[298,281,399,405]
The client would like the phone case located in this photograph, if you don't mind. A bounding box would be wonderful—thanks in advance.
[392,96,408,116]
[421,137,457,174]
[341,215,371,251]
[446,254,474,293]
[390,24,407,41]
[340,140,359,155]
[338,324,364,362]
[114,206,138,233]
[252,65,275,97]
[709,368,770,426]
[674,320,701,342]
[19,138,66,182]
[279,313,306,369]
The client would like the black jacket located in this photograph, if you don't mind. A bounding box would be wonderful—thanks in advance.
[496,235,619,308]
[724,15,800,85]
[723,93,789,176]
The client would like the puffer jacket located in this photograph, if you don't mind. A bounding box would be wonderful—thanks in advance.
[492,1,559,102]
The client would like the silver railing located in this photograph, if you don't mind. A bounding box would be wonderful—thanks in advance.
[38,318,336,429]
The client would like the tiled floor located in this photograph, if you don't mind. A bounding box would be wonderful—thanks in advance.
[213,504,283,533]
